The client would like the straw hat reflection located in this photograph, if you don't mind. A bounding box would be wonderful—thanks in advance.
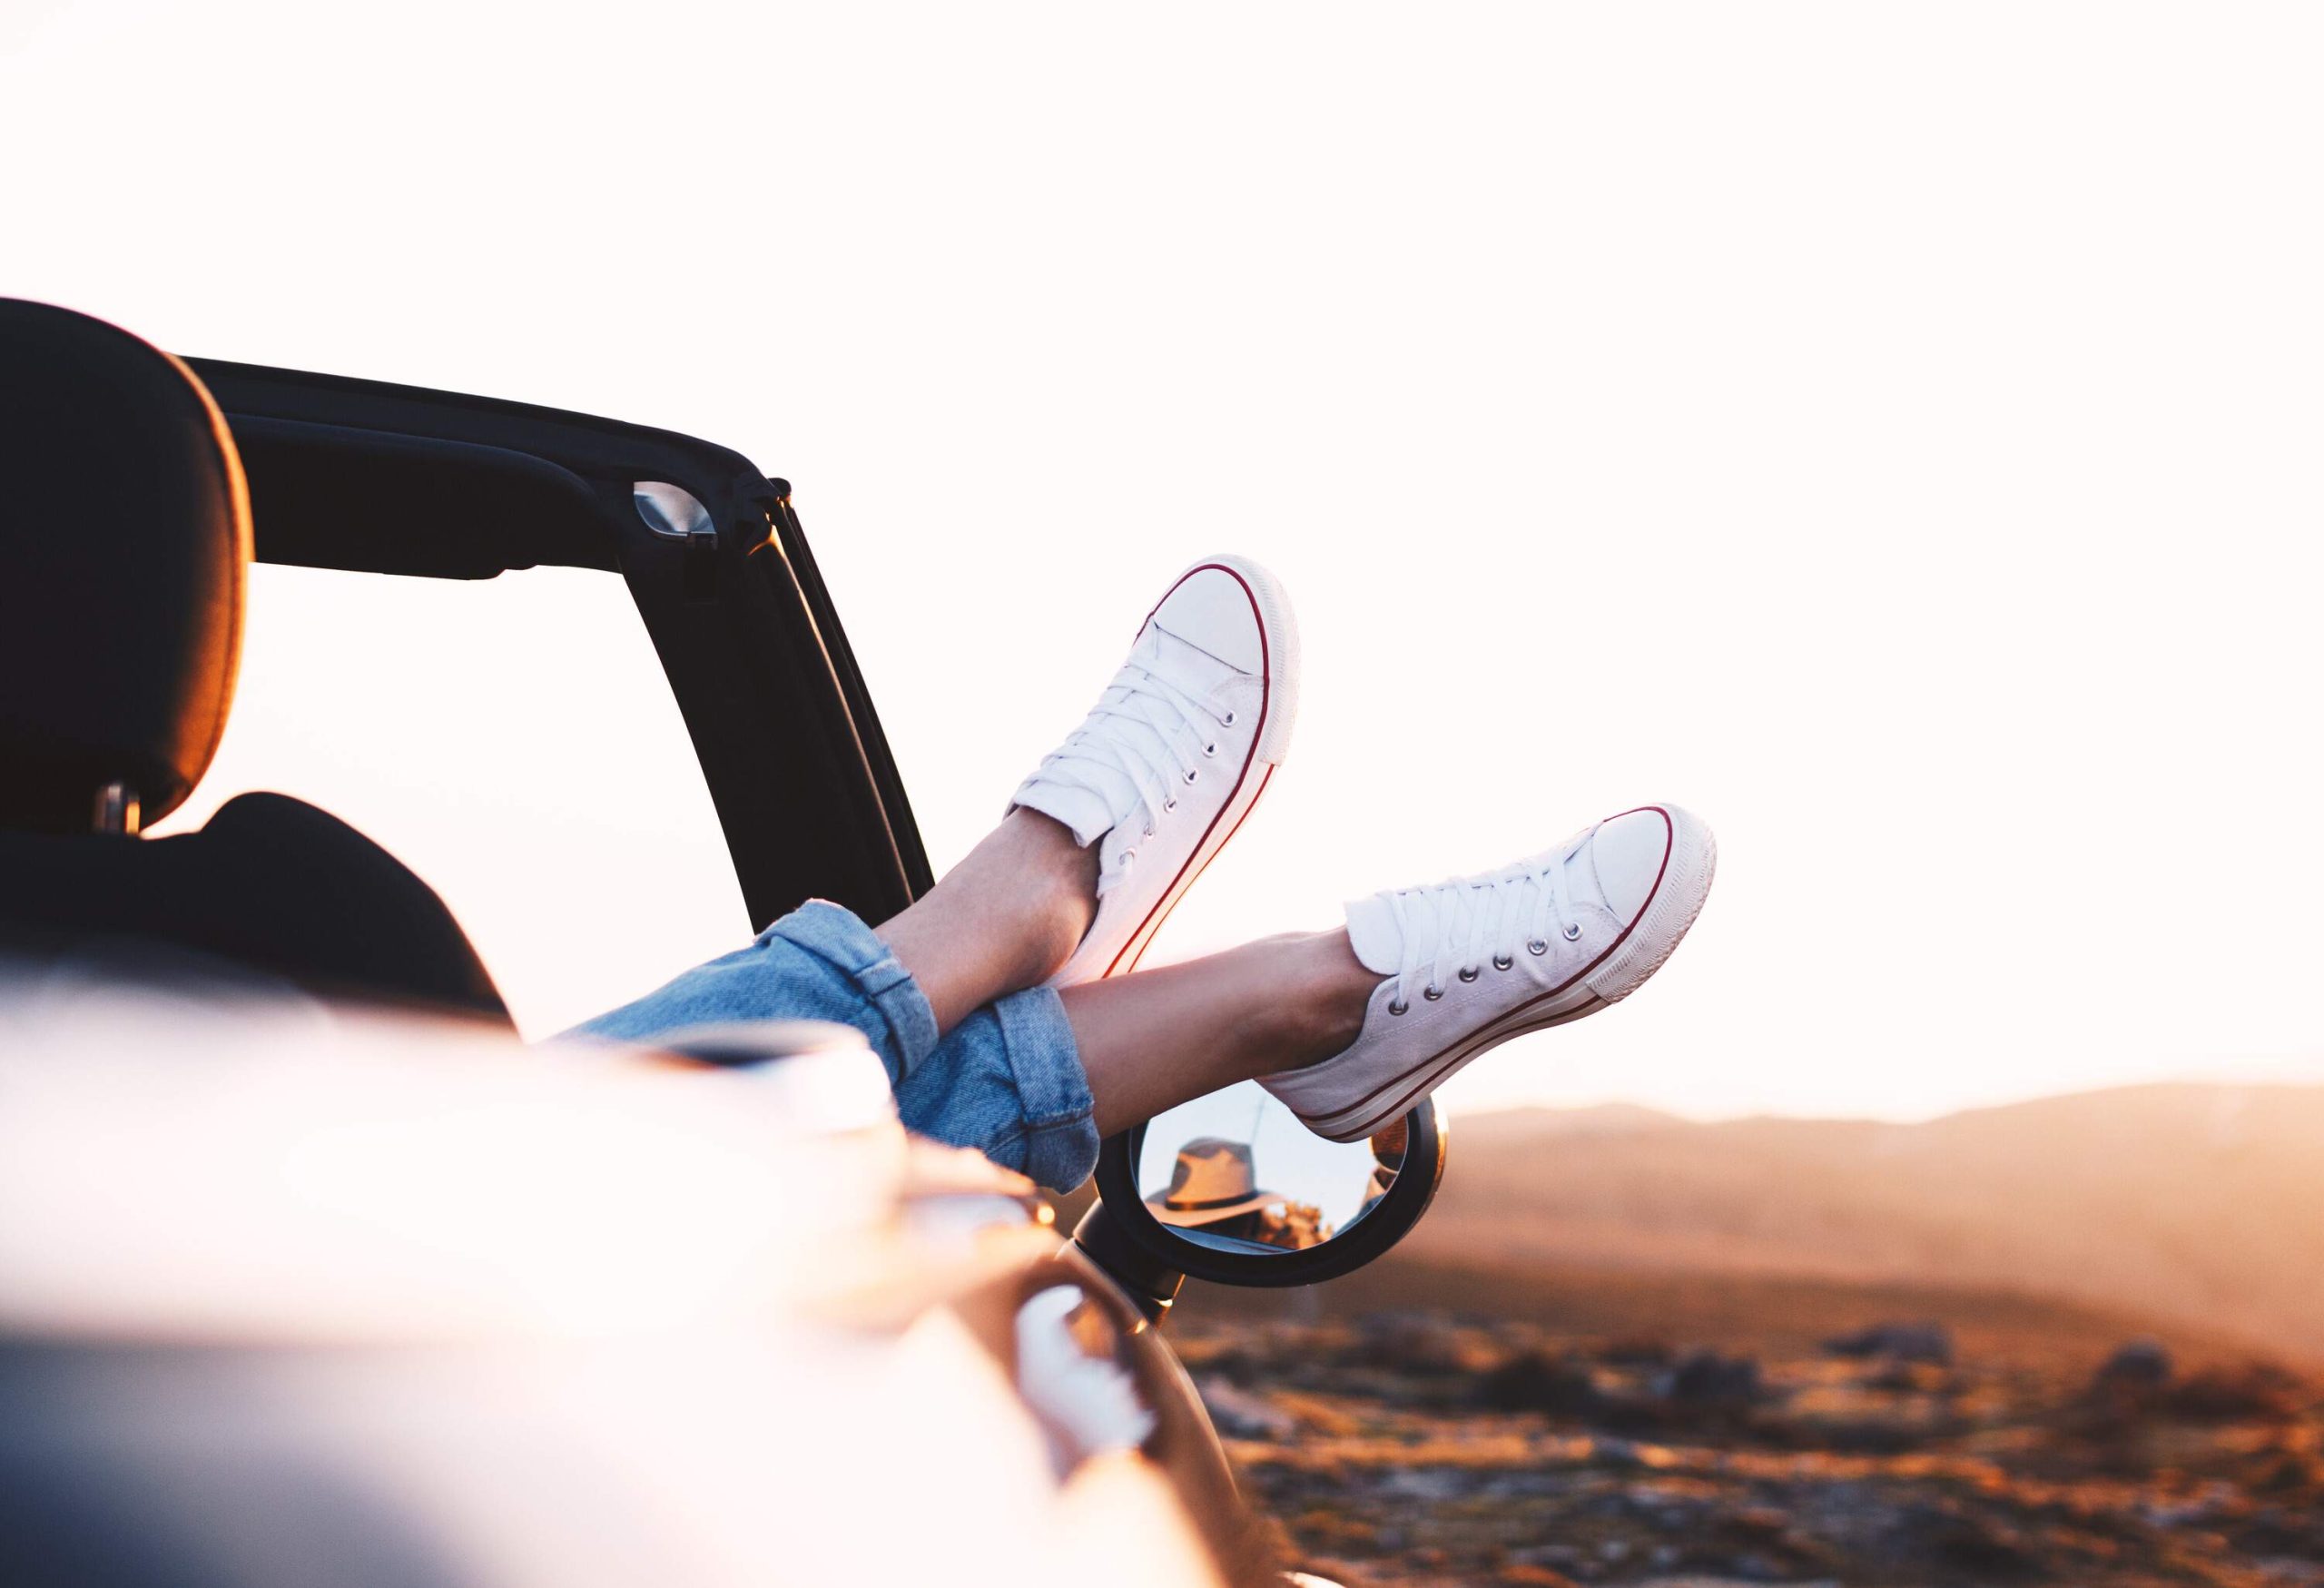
[1147,1137,1283,1228]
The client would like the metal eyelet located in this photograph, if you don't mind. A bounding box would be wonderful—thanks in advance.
[1492,954,1513,972]
[1458,967,1480,983]
[1203,743,1217,757]
[1164,797,1178,813]
[1562,922,1582,942]
[1143,828,1156,840]
[1183,769,1199,784]
[1222,711,1237,726]
[1388,999,1409,1017]
[1527,938,1550,956]
[1423,984,1444,1001]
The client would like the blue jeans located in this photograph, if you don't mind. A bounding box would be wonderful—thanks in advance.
[571,901,1099,1192]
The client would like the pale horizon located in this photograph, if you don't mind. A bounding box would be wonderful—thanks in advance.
[1455,1063,2324,1127]
[10,1,2320,1126]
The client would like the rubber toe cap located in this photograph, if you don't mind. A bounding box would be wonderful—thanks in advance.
[1590,807,1679,922]
[1147,564,1265,673]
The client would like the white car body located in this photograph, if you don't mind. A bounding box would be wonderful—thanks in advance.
[0,970,1232,1587]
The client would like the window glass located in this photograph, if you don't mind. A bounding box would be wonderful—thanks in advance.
[154,563,747,1036]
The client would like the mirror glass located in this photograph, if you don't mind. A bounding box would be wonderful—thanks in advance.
[634,480,714,539]
[1136,1080,1409,1257]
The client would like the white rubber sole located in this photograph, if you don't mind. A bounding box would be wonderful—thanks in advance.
[1085,554,1300,981]
[1303,807,1717,1141]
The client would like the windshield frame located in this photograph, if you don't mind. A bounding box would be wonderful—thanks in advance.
[184,357,932,931]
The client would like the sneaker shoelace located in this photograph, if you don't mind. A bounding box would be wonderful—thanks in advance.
[1029,651,1236,855]
[1382,839,1585,1016]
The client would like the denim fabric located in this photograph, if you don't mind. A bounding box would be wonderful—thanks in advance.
[571,901,1098,1192]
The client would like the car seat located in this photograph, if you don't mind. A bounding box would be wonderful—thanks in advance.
[0,299,510,1024]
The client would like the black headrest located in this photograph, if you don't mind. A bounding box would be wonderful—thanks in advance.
[0,301,251,833]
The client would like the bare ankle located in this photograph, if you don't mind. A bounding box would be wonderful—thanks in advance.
[877,809,1101,1029]
[995,808,1098,984]
[1274,929,1376,1069]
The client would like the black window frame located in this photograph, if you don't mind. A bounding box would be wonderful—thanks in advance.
[186,357,933,933]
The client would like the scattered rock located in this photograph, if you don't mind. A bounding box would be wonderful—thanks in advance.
[1602,1336,1677,1366]
[1476,1349,1605,1415]
[1726,1504,1796,1538]
[2167,1361,2306,1423]
[1865,1358,1951,1393]
[1821,1320,1953,1365]
[1668,1349,1761,1407]
[2245,1445,2324,1497]
[2234,1502,2324,1556]
[1382,1467,1470,1502]
[1590,1434,1645,1466]
[1353,1311,1502,1376]
[2083,1337,2174,1421]
[1891,1499,2043,1580]
[2093,1337,2173,1394]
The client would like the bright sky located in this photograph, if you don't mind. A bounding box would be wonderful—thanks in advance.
[9,2,2320,1122]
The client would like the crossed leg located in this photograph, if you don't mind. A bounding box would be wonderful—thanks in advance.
[875,808,1374,1138]
[581,555,1709,1185]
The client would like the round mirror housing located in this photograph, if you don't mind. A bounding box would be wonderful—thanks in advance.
[1089,1080,1446,1288]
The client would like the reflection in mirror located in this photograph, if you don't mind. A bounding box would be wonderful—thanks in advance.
[1137,1080,1406,1258]
[634,480,714,539]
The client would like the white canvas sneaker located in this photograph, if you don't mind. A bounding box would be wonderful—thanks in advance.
[1261,805,1716,1141]
[1012,555,1298,985]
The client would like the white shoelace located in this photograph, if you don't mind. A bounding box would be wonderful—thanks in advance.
[1382,840,1583,1015]
[1031,653,1235,850]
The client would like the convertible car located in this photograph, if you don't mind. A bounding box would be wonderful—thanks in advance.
[0,300,1445,1586]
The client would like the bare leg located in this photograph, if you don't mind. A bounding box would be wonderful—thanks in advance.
[1061,929,1376,1137]
[877,809,1098,1035]
[878,808,1375,1134]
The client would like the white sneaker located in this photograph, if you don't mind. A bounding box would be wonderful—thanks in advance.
[1261,805,1716,1140]
[1012,555,1299,985]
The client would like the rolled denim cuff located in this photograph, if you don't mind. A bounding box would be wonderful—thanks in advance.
[990,985,1099,1192]
[763,900,940,1080]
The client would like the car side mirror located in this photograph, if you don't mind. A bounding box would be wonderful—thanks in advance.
[1078,1080,1446,1302]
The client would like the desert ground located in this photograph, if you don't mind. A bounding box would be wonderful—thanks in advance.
[1156,1083,2324,1587]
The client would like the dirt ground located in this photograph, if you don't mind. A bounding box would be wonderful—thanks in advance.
[1168,1260,2324,1588]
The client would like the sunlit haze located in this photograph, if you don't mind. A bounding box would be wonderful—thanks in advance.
[10,2,2319,1120]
